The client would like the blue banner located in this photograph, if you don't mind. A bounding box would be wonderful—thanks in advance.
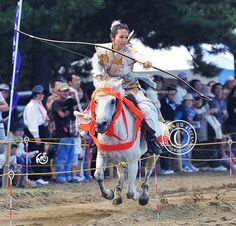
[12,0,22,109]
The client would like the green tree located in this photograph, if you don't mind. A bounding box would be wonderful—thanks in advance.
[1,0,236,90]
[0,0,105,89]
[98,0,236,77]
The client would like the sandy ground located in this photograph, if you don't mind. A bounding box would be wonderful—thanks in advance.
[1,172,236,226]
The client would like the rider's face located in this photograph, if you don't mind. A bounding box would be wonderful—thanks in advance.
[112,29,129,51]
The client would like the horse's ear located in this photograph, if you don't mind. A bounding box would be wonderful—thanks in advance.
[93,78,101,88]
[114,79,123,90]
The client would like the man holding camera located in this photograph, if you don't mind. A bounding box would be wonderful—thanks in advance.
[51,83,77,183]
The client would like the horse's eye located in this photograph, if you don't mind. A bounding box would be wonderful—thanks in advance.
[111,99,116,105]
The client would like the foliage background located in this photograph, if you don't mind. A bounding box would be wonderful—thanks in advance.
[1,0,236,90]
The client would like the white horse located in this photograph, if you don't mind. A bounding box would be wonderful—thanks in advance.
[75,79,163,206]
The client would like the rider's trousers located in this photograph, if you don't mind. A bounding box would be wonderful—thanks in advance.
[134,90,160,137]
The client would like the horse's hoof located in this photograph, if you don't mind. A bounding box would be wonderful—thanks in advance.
[126,192,134,199]
[102,190,114,200]
[139,194,149,206]
[113,197,123,205]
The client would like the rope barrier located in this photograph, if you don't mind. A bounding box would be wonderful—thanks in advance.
[1,144,234,170]
[0,155,153,178]
[0,135,235,178]
[1,153,236,178]
[1,137,236,147]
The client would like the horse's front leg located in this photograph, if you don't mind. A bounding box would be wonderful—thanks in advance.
[113,165,127,205]
[94,151,114,200]
[126,162,140,201]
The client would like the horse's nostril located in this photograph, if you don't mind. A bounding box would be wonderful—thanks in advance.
[95,121,108,133]
[95,121,108,129]
[100,121,107,127]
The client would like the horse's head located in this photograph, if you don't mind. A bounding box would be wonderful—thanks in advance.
[93,79,124,134]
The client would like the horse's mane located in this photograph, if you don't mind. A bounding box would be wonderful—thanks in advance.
[95,79,125,96]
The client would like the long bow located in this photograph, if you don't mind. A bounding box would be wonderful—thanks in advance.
[16,29,212,101]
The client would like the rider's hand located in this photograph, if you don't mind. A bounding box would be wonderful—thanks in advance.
[143,61,152,69]
[95,75,103,81]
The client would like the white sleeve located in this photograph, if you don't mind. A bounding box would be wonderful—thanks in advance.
[92,53,105,78]
[23,104,39,138]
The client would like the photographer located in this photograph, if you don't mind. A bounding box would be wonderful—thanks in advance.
[51,83,77,183]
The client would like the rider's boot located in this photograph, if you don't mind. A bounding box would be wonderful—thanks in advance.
[146,129,162,155]
[142,120,162,155]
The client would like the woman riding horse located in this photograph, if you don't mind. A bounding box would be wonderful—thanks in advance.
[92,20,162,155]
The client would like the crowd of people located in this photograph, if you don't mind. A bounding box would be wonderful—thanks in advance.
[0,19,236,188]
[0,74,95,187]
[152,72,236,175]
[0,71,235,187]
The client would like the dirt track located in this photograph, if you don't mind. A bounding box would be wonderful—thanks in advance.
[1,172,236,226]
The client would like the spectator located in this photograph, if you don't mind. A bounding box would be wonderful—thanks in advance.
[209,83,228,124]
[202,85,227,172]
[0,83,10,131]
[23,84,50,184]
[225,85,236,157]
[159,87,177,175]
[0,91,8,171]
[0,83,10,101]
[207,83,227,171]
[175,93,199,173]
[9,143,22,187]
[175,93,196,124]
[46,79,63,181]
[67,74,84,182]
[161,87,177,120]
[68,73,84,111]
[192,93,209,170]
[189,79,203,98]
[223,76,236,99]
[52,83,77,183]
[207,81,216,90]
[46,79,63,111]
[11,122,38,187]
[174,71,188,105]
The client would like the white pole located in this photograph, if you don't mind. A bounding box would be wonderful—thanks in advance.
[2,0,23,190]
[7,0,23,133]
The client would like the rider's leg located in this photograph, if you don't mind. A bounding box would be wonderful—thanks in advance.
[135,91,162,155]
